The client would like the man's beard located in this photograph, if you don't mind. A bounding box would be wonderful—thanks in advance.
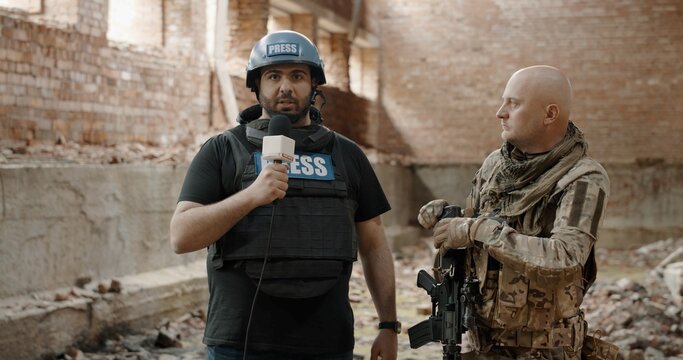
[260,93,312,124]
[269,106,311,124]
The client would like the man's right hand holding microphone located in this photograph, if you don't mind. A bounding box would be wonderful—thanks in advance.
[250,163,289,205]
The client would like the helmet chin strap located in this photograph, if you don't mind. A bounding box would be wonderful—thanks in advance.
[312,87,326,110]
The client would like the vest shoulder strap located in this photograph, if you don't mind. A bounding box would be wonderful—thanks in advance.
[222,126,257,194]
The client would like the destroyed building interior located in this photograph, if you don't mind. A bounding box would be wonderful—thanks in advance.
[0,0,681,359]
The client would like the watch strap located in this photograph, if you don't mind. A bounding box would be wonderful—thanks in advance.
[378,321,401,334]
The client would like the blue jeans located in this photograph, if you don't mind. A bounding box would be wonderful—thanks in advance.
[207,345,354,360]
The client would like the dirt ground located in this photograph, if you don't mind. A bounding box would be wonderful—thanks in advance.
[67,237,683,360]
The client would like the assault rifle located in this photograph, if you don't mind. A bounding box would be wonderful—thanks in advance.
[408,205,481,360]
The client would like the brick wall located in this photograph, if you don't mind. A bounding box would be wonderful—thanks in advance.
[4,1,681,162]
[367,0,683,164]
[164,0,206,51]
[77,0,107,37]
[317,86,373,146]
[0,1,209,146]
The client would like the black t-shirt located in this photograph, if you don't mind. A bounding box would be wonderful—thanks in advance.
[178,126,391,354]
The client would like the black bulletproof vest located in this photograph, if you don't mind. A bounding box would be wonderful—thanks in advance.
[210,123,358,298]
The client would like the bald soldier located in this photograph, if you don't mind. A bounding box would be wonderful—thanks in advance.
[418,66,621,359]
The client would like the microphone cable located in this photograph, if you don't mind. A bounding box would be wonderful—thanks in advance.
[242,202,277,360]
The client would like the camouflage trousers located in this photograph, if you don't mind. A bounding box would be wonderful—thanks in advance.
[461,335,622,360]
[462,346,580,360]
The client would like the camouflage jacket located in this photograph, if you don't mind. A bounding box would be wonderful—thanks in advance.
[467,149,610,353]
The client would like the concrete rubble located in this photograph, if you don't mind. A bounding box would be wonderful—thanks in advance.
[39,239,682,360]
[0,136,413,167]
[0,140,200,166]
[585,238,683,360]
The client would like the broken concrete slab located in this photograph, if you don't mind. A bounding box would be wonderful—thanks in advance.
[0,261,207,360]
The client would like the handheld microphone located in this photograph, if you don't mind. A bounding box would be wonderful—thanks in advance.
[262,115,295,163]
[243,114,295,360]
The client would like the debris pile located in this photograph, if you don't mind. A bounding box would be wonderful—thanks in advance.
[55,311,207,360]
[585,238,683,359]
[0,136,413,166]
[584,277,682,358]
[0,141,201,166]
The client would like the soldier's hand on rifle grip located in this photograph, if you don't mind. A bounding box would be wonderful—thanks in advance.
[418,199,449,229]
[433,217,475,253]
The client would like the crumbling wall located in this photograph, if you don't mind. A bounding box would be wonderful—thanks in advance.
[0,2,210,147]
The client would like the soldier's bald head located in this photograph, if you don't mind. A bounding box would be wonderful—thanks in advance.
[497,65,575,153]
[508,65,573,124]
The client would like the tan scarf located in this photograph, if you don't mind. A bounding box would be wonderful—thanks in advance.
[479,122,587,235]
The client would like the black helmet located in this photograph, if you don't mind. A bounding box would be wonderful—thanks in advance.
[245,30,326,93]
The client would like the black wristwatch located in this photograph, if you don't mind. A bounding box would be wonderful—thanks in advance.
[378,321,401,334]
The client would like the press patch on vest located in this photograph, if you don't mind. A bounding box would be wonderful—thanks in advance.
[254,151,335,180]
[267,43,299,57]
[565,181,606,237]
